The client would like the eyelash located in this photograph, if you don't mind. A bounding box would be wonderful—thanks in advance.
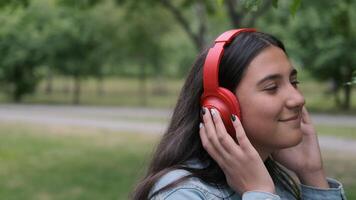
[265,81,300,92]
[292,80,300,87]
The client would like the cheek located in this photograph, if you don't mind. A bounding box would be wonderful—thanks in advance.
[239,96,283,144]
[241,106,279,141]
[239,97,303,149]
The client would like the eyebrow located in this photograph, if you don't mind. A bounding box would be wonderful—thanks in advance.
[257,68,298,86]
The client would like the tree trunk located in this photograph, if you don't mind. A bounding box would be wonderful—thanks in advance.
[139,63,147,106]
[341,67,353,110]
[73,75,81,105]
[45,66,53,94]
[160,0,207,51]
[62,78,71,94]
[330,78,341,107]
[342,84,352,110]
[12,66,23,103]
[334,89,341,107]
[96,76,104,96]
[196,0,207,50]
[152,75,167,95]
[224,0,242,27]
[13,86,22,103]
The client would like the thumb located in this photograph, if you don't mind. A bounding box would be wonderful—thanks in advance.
[301,106,312,124]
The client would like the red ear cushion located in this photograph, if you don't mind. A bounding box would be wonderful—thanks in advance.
[218,87,241,120]
[201,96,236,138]
[201,88,241,139]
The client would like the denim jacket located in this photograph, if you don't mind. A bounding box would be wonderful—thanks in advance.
[150,160,347,200]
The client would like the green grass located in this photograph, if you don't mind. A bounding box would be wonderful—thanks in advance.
[0,122,158,200]
[23,77,182,108]
[0,122,356,199]
[316,125,356,139]
[322,150,356,200]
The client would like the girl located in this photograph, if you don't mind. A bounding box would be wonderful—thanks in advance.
[132,29,346,200]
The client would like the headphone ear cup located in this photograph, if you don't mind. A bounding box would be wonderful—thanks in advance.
[201,96,235,138]
[218,87,241,120]
[201,88,240,139]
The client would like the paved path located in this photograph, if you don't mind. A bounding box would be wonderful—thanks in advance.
[0,104,169,134]
[0,104,355,152]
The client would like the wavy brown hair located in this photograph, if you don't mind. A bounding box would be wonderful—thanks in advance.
[131,31,301,200]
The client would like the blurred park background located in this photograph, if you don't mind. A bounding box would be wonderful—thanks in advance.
[0,0,355,199]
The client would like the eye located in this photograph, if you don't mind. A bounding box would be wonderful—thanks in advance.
[264,85,278,92]
[291,80,300,88]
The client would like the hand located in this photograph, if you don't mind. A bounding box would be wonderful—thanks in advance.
[199,107,275,194]
[272,106,328,188]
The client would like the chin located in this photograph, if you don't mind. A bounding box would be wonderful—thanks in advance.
[277,129,303,149]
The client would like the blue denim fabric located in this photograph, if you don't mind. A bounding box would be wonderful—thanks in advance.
[150,161,346,200]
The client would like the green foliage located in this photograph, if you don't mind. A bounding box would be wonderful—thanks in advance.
[241,0,301,14]
[57,0,100,9]
[346,71,356,86]
[3,0,354,109]
[47,10,103,78]
[0,6,45,101]
[242,0,262,12]
[0,0,193,103]
[259,0,355,109]
[289,0,301,16]
[216,0,224,7]
[0,0,29,8]
[272,0,278,8]
[295,0,355,109]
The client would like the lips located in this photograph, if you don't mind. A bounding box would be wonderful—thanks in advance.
[279,114,300,122]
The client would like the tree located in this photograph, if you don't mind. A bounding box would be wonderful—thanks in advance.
[116,0,300,51]
[0,0,29,8]
[46,8,108,104]
[116,2,171,105]
[268,0,356,109]
[0,6,45,102]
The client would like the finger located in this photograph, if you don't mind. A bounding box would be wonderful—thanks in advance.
[301,106,312,124]
[231,114,253,150]
[201,107,228,156]
[199,122,225,165]
[210,108,242,154]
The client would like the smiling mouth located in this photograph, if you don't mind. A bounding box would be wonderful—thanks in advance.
[279,114,300,122]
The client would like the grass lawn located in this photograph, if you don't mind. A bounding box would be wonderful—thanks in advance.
[322,150,356,200]
[15,77,182,108]
[0,122,355,199]
[0,122,159,200]
[316,125,356,140]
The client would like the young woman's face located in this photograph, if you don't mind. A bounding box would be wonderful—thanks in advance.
[235,46,305,154]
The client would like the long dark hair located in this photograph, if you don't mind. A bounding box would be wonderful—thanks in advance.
[131,31,301,200]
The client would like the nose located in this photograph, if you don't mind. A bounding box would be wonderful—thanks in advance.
[285,86,305,109]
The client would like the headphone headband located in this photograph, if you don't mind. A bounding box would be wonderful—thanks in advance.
[200,28,256,137]
[203,28,256,94]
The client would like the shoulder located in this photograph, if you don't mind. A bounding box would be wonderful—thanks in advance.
[150,169,236,200]
[152,169,190,192]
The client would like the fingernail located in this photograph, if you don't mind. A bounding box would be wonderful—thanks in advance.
[201,107,206,115]
[199,122,203,129]
[210,108,216,116]
[231,114,236,122]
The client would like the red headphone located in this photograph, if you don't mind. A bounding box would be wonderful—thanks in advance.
[201,28,256,138]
